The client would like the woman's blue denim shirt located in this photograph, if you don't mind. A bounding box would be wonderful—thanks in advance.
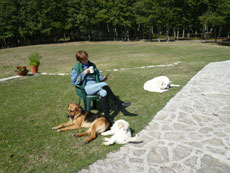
[71,64,104,86]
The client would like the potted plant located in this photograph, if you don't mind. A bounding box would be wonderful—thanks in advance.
[15,66,29,76]
[29,53,42,74]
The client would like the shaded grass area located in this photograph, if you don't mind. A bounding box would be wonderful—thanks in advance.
[0,41,230,172]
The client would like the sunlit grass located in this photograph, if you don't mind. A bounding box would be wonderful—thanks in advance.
[0,41,230,172]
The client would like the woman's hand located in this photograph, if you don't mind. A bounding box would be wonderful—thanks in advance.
[102,76,108,82]
[83,69,90,74]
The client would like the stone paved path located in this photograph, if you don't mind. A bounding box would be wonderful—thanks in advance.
[80,60,230,173]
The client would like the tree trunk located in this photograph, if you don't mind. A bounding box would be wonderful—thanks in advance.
[173,28,176,39]
[126,30,129,41]
[149,26,153,40]
[0,40,3,48]
[114,27,118,40]
[107,24,111,40]
[90,29,94,41]
[182,28,185,38]
[214,27,217,43]
[218,27,222,38]
[157,27,161,42]
[4,38,7,48]
[88,32,91,41]
[122,31,124,41]
[166,25,170,42]
[64,33,66,41]
[177,29,179,41]
[187,31,190,40]
[107,24,110,33]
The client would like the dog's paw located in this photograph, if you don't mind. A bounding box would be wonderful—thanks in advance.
[102,142,111,146]
[52,127,58,130]
[101,132,106,136]
[103,137,110,142]
[57,129,62,132]
[101,131,112,136]
[83,140,89,144]
[72,134,77,137]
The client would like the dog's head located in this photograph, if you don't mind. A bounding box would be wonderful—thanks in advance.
[115,119,130,130]
[66,103,83,119]
[160,80,171,89]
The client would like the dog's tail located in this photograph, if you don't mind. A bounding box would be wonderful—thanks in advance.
[128,136,137,142]
[170,84,180,87]
[127,135,143,144]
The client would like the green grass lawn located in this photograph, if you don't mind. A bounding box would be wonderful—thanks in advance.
[0,41,230,172]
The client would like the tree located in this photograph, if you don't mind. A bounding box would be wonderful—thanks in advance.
[199,0,226,41]
[1,0,230,47]
[216,0,230,38]
[0,0,19,47]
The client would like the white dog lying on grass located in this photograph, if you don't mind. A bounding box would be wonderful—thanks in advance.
[144,76,180,93]
[101,119,137,146]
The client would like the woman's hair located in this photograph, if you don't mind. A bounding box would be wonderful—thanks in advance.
[76,50,88,61]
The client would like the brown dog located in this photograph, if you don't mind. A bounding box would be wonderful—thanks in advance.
[52,103,110,143]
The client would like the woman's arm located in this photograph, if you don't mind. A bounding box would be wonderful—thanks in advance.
[71,68,87,85]
[99,71,109,82]
[98,71,104,81]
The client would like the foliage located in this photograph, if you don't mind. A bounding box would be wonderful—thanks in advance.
[1,0,230,47]
[29,53,42,66]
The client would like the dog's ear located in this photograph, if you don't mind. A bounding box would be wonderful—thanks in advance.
[79,105,85,113]
[80,106,86,114]
[74,104,79,111]
[74,104,83,113]
[117,122,125,129]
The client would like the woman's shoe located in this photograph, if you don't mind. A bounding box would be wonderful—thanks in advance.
[121,102,131,109]
[120,102,131,116]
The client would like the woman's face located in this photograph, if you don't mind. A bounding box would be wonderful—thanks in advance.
[80,57,88,65]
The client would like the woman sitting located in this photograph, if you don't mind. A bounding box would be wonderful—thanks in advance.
[71,50,131,124]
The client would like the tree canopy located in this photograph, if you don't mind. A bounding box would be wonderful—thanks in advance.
[0,0,229,47]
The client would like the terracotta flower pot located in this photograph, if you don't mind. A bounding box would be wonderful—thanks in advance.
[29,66,39,74]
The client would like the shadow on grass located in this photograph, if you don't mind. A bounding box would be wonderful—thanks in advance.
[113,109,138,117]
[218,41,230,47]
[93,96,138,120]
